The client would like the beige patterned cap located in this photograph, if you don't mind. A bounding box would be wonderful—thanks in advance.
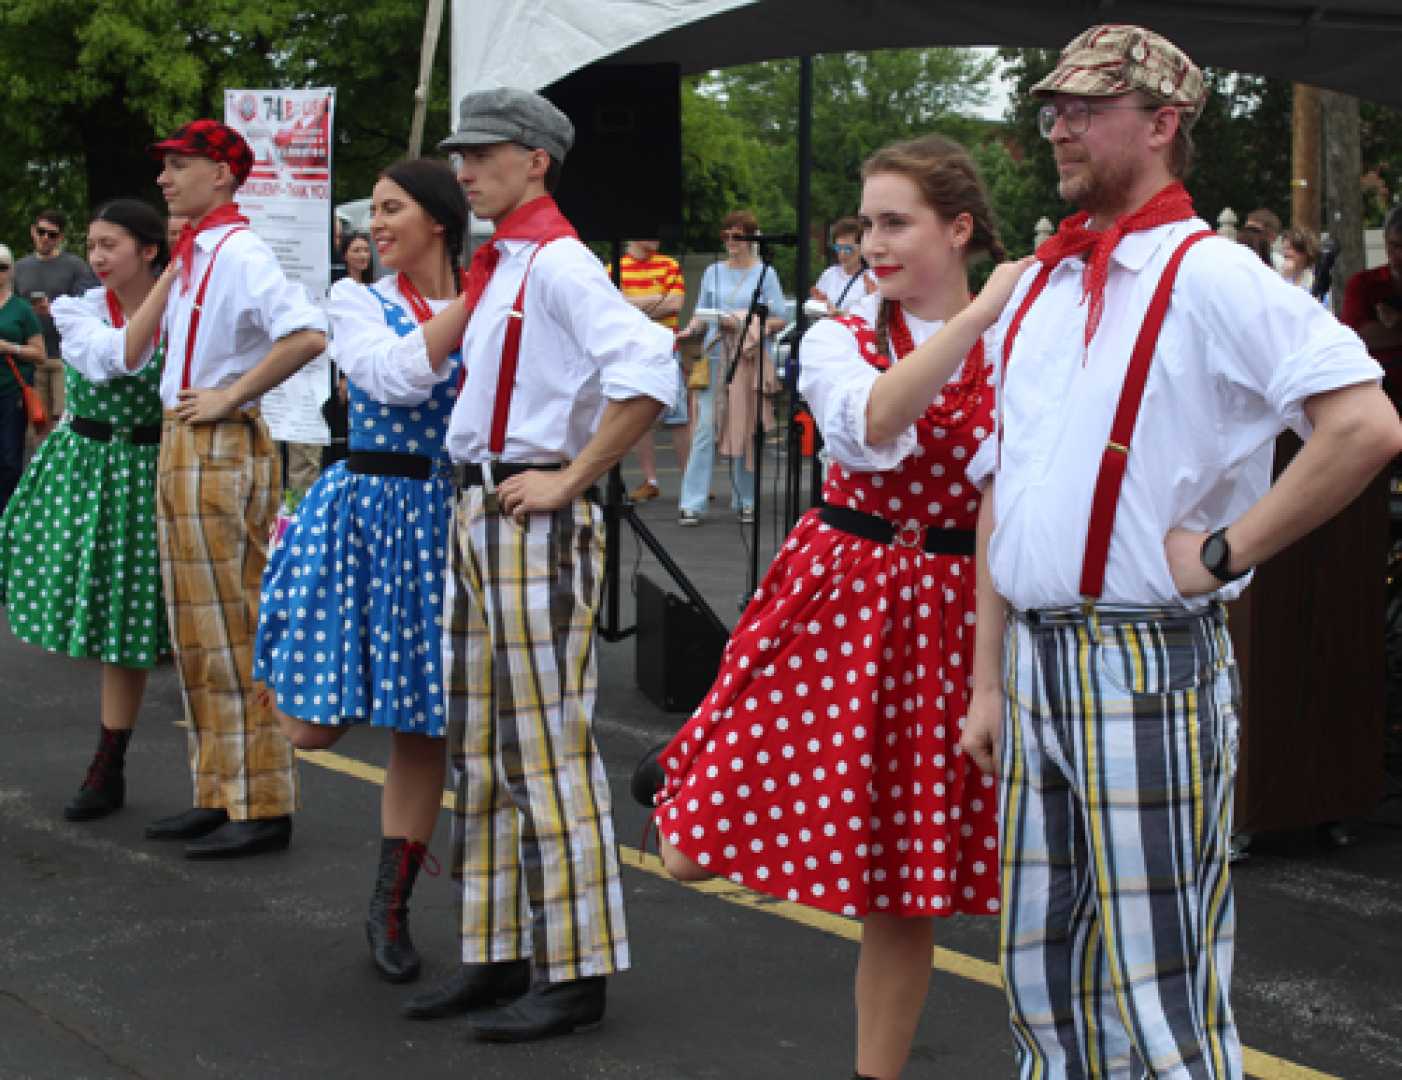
[1032,24,1206,126]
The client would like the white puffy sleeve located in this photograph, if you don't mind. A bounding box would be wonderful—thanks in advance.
[327,277,449,407]
[52,289,151,385]
[798,315,917,472]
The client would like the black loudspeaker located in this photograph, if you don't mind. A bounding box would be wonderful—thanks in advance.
[635,573,728,713]
[543,64,682,241]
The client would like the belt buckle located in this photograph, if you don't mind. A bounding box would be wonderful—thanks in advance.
[893,520,922,549]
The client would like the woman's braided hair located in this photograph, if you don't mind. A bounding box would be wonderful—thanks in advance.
[861,134,1005,359]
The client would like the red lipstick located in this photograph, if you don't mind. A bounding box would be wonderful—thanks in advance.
[872,265,902,279]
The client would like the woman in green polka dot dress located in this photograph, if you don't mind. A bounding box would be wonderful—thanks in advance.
[0,199,170,821]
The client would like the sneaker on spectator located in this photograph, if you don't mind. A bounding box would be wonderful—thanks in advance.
[738,507,754,525]
[678,510,702,527]
[630,480,660,502]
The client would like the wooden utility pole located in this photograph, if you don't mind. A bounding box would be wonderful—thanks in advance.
[407,0,447,160]
[1320,90,1363,314]
[1291,83,1321,232]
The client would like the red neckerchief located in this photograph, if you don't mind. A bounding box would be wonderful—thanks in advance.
[105,288,161,351]
[462,195,578,320]
[171,203,251,293]
[397,270,471,324]
[1035,181,1196,347]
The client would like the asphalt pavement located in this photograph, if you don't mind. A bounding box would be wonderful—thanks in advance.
[3,448,1400,1079]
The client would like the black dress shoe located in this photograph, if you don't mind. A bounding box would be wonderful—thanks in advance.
[184,816,292,860]
[401,960,530,1020]
[469,975,606,1042]
[630,740,669,808]
[144,807,228,840]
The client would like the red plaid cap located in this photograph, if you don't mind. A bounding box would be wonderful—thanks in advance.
[149,120,254,186]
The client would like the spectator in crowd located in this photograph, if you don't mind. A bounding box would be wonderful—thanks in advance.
[610,239,689,502]
[16,209,99,425]
[1341,205,1402,403]
[810,216,874,314]
[1242,207,1285,270]
[1281,225,1320,292]
[676,210,785,526]
[1237,225,1273,266]
[0,244,45,508]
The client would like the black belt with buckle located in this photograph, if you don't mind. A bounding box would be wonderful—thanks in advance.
[346,451,434,480]
[818,503,975,556]
[69,416,162,446]
[453,461,564,489]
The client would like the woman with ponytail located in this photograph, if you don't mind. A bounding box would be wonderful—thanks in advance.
[254,158,467,988]
[0,199,169,823]
[636,135,1033,1079]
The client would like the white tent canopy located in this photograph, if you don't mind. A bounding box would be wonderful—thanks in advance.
[451,0,1402,111]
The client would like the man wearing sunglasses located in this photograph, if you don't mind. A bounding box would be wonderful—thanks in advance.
[962,23,1402,1080]
[15,209,98,426]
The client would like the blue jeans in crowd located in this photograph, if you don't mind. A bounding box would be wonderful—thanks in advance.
[0,393,26,512]
[679,380,756,517]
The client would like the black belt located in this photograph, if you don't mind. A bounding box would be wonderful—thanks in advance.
[818,503,975,556]
[69,416,162,446]
[453,461,564,489]
[346,451,434,480]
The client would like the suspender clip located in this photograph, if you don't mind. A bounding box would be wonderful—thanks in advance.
[481,460,499,514]
[1080,596,1102,643]
[1106,439,1128,454]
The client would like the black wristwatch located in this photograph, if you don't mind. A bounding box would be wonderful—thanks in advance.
[1200,527,1248,584]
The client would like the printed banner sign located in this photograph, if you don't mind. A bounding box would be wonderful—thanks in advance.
[224,87,336,444]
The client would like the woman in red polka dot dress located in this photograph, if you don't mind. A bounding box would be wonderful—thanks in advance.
[642,135,1034,1079]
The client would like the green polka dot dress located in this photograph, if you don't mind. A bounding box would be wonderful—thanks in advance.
[0,288,169,668]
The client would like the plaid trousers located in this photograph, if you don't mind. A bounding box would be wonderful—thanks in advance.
[157,412,298,821]
[998,605,1242,1080]
[444,487,629,983]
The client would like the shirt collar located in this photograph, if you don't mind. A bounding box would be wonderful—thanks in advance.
[1050,218,1205,277]
[194,224,241,252]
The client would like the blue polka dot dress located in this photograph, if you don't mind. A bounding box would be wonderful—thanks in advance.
[254,281,460,735]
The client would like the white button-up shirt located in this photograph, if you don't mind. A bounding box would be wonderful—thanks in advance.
[327,275,451,407]
[125,224,327,408]
[801,292,995,472]
[52,287,158,385]
[968,218,1381,611]
[443,237,676,464]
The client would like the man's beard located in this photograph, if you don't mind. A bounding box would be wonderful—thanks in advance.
[1059,153,1138,218]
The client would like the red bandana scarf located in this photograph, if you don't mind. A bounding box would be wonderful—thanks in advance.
[171,202,251,293]
[462,195,578,319]
[1035,181,1196,346]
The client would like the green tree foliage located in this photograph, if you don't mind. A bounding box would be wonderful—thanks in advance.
[0,1,451,246]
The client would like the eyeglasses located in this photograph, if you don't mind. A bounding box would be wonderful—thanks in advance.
[0,264,10,271]
[33,226,61,239]
[833,243,858,255]
[1037,100,1162,139]
[720,230,746,241]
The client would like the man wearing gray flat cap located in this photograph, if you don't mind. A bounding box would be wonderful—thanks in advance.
[401,85,676,1043]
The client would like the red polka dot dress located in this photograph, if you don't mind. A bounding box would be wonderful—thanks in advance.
[653,301,1001,920]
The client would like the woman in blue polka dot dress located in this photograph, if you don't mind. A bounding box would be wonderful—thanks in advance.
[0,199,169,823]
[254,159,468,984]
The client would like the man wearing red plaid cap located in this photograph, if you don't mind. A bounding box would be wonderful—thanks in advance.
[959,25,1402,1079]
[111,119,328,859]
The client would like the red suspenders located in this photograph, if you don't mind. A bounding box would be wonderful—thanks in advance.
[487,241,552,456]
[180,227,247,391]
[1002,229,1217,600]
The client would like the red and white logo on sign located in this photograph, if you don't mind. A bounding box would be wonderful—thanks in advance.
[237,94,257,123]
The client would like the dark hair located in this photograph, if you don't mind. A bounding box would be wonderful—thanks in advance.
[1246,207,1282,237]
[36,208,67,231]
[380,158,469,290]
[92,199,170,272]
[1237,228,1273,267]
[831,216,862,243]
[861,134,1006,358]
[545,157,563,193]
[1284,225,1321,265]
[340,231,373,283]
[722,208,760,235]
[1385,205,1402,238]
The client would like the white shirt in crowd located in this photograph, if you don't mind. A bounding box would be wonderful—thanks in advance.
[440,237,676,464]
[967,218,1381,612]
[51,287,160,385]
[327,274,452,408]
[109,224,327,408]
[801,291,994,473]
[814,264,873,314]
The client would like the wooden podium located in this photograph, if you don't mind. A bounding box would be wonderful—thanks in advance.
[1228,433,1388,832]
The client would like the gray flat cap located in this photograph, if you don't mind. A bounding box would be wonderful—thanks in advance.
[439,87,574,161]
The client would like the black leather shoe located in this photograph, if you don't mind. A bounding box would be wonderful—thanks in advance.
[144,807,228,840]
[401,960,531,1020]
[64,725,130,822]
[184,816,292,859]
[469,975,606,1042]
[630,741,668,808]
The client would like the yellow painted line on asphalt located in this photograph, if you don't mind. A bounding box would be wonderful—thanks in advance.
[295,746,1340,1080]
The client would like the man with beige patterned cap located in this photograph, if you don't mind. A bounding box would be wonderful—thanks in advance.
[961,24,1402,1079]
